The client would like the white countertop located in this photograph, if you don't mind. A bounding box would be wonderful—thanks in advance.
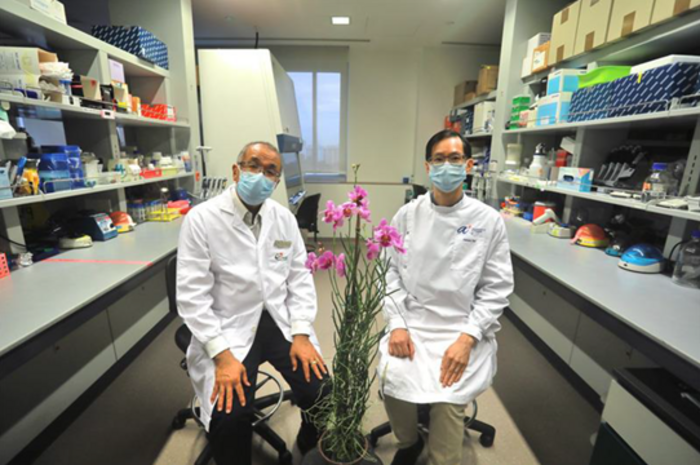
[503,215,700,370]
[0,220,182,357]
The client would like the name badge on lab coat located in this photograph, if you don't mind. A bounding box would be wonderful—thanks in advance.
[274,240,292,249]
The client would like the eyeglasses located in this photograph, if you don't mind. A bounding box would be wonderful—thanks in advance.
[429,153,467,166]
[239,161,281,180]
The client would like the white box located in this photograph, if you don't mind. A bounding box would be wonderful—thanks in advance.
[630,55,700,75]
[523,33,550,78]
[473,101,496,133]
[522,57,532,79]
[0,47,51,89]
[17,0,65,23]
[109,59,125,83]
[51,0,66,24]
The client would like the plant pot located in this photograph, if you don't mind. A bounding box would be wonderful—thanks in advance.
[301,436,382,465]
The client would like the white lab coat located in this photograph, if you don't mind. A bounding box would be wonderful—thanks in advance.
[176,187,320,429]
[378,194,514,405]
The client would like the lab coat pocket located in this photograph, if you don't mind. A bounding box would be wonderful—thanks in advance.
[269,248,292,274]
[450,236,486,274]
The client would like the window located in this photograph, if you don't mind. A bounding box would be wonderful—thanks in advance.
[289,71,346,182]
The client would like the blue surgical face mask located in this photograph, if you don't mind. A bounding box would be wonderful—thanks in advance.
[237,171,276,206]
[429,163,466,193]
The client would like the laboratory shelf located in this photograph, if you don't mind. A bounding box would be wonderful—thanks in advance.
[465,132,493,140]
[521,8,700,83]
[0,219,182,358]
[503,106,700,136]
[0,2,169,78]
[0,172,194,209]
[0,93,190,128]
[452,91,498,111]
[503,215,700,370]
[497,175,700,222]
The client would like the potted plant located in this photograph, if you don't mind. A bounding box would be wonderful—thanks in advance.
[302,166,406,465]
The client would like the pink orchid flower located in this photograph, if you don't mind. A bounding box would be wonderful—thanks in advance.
[305,252,319,273]
[366,239,381,260]
[317,250,336,271]
[358,202,371,222]
[335,253,346,277]
[322,200,338,224]
[340,202,357,219]
[349,185,368,205]
[374,219,406,254]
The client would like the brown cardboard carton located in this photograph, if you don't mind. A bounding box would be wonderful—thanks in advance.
[607,0,654,42]
[652,0,700,25]
[550,1,581,64]
[476,65,498,96]
[574,0,613,55]
[454,80,478,106]
[531,42,551,73]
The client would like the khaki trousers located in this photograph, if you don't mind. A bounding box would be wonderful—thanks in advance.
[384,396,467,465]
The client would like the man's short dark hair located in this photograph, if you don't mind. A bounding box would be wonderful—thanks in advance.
[425,130,471,161]
[238,141,283,170]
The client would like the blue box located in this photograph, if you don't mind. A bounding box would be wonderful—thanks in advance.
[547,70,585,96]
[92,26,169,70]
[537,92,572,126]
[569,82,614,122]
[461,109,474,135]
[557,168,594,192]
[609,63,700,117]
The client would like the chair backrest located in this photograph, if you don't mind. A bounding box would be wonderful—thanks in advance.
[166,254,178,315]
[295,193,321,231]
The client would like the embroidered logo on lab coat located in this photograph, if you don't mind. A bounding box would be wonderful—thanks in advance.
[274,252,289,262]
[457,225,487,243]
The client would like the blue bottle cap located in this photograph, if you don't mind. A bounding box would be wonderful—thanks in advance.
[692,230,700,240]
[652,163,668,171]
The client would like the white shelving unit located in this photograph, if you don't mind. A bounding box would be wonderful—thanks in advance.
[452,90,498,112]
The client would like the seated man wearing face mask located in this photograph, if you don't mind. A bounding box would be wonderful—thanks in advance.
[378,130,514,465]
[177,141,329,465]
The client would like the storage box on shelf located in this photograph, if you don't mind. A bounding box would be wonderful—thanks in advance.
[91,26,169,70]
[550,1,581,64]
[607,0,655,42]
[522,33,551,78]
[547,69,586,95]
[531,42,550,74]
[574,0,613,55]
[17,0,66,24]
[454,80,478,106]
[652,0,700,25]
[477,65,499,96]
[537,92,572,126]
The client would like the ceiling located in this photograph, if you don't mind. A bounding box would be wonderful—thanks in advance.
[192,0,507,48]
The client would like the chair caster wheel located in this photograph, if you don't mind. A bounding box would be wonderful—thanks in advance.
[279,451,293,465]
[172,416,187,430]
[479,434,494,448]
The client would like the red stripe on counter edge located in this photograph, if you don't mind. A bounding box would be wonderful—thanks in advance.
[44,259,153,266]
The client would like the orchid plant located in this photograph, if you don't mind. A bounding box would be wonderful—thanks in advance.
[305,166,406,464]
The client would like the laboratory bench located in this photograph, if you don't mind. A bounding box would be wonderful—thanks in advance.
[502,214,700,403]
[0,219,182,465]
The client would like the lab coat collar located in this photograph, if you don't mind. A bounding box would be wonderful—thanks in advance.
[429,191,468,214]
[217,185,272,242]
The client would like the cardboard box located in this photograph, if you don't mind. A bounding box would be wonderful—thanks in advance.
[550,1,581,64]
[0,47,56,90]
[17,0,65,23]
[607,0,655,42]
[523,33,551,77]
[476,65,498,95]
[453,80,478,106]
[557,167,594,192]
[652,0,700,25]
[531,42,551,73]
[630,55,700,74]
[547,69,586,95]
[80,76,102,100]
[473,101,496,133]
[575,0,613,55]
[536,92,573,126]
[51,0,66,24]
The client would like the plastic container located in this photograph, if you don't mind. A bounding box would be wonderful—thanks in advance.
[38,153,72,193]
[673,231,700,289]
[642,163,675,200]
[528,144,547,179]
[578,66,631,88]
[42,145,85,188]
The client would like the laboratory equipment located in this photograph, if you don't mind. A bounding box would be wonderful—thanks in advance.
[278,134,306,210]
[38,152,72,193]
[528,143,547,179]
[618,244,665,274]
[110,212,135,233]
[571,224,609,248]
[533,202,557,223]
[642,163,675,201]
[42,145,85,188]
[75,213,118,241]
[59,235,93,249]
[672,231,700,289]
[605,232,634,258]
[548,223,574,239]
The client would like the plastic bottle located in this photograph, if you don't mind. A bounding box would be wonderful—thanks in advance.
[642,163,674,200]
[529,143,547,179]
[673,231,700,289]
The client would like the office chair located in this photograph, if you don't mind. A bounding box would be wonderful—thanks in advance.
[368,396,496,449]
[166,256,296,465]
[295,194,321,248]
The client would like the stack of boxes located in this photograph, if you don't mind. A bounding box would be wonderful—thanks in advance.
[17,0,66,24]
[537,69,584,126]
[473,101,496,134]
[522,33,550,78]
[510,95,531,129]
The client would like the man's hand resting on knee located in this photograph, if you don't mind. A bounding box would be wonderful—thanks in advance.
[211,350,251,414]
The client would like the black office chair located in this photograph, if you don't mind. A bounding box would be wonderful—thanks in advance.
[368,396,496,449]
[166,256,296,465]
[295,194,321,247]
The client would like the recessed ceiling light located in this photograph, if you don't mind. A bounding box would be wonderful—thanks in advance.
[331,16,351,26]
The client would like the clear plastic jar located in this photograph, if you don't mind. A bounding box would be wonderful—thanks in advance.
[642,163,675,200]
[673,231,700,289]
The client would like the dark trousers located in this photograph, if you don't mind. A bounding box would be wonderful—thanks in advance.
[209,311,330,465]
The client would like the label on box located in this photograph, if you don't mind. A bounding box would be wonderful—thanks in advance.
[100,109,115,120]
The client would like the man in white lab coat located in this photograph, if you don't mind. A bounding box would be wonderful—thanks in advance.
[177,142,329,465]
[378,130,514,465]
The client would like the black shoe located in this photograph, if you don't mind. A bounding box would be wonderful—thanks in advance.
[297,425,319,456]
[390,435,424,465]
